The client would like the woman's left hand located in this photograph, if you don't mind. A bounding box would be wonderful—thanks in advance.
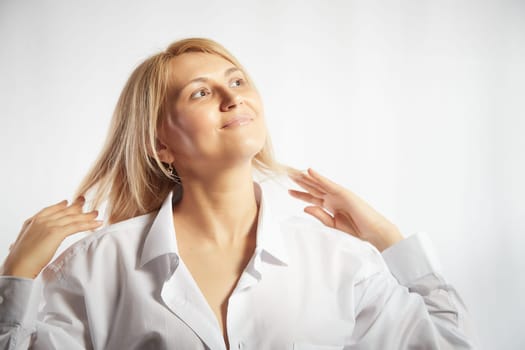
[288,168,404,252]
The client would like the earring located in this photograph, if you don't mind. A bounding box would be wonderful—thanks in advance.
[167,163,174,176]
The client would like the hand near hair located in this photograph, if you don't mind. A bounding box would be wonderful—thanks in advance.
[1,197,103,279]
[289,168,403,252]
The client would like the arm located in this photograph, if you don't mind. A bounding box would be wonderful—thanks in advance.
[0,197,102,349]
[0,275,90,349]
[288,168,477,348]
[350,233,476,348]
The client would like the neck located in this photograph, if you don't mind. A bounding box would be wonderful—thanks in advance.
[172,164,259,247]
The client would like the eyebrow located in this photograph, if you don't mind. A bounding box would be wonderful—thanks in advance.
[180,67,241,91]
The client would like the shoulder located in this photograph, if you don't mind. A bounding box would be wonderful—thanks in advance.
[43,211,156,280]
[257,176,388,281]
[280,215,388,282]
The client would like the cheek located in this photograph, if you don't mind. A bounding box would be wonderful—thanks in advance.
[164,108,218,152]
[178,115,210,134]
[247,93,264,114]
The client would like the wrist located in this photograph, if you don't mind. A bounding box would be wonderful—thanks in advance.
[374,226,404,252]
[0,260,37,279]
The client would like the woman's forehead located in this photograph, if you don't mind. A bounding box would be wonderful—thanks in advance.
[168,52,239,89]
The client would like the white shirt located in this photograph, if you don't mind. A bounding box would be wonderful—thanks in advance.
[0,180,476,349]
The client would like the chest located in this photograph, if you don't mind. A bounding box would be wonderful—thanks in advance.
[178,237,256,343]
[182,247,252,309]
[98,252,355,350]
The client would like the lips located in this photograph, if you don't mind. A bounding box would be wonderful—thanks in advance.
[221,115,254,129]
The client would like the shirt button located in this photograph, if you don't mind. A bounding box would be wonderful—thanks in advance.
[237,342,244,349]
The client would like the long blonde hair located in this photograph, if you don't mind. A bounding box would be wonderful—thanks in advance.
[75,38,292,224]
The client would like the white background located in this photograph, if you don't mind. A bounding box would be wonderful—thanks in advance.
[1,0,524,348]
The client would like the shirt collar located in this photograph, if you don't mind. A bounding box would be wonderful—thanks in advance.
[253,181,289,265]
[139,181,289,269]
[139,190,179,268]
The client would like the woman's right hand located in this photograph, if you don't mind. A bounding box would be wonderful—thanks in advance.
[0,196,103,279]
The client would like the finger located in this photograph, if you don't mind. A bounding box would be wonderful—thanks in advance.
[45,197,86,220]
[59,220,104,237]
[307,168,368,210]
[21,217,34,231]
[304,206,335,228]
[48,216,103,239]
[291,175,326,197]
[307,168,342,194]
[288,189,324,207]
[292,170,326,191]
[52,211,99,227]
[35,199,69,218]
[334,211,360,235]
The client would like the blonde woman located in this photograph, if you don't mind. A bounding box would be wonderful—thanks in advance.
[0,38,475,349]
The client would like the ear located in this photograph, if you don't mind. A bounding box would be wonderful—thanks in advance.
[152,137,175,164]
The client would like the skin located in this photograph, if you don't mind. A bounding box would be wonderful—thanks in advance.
[1,51,404,348]
[289,168,403,252]
[1,197,102,279]
[155,53,266,347]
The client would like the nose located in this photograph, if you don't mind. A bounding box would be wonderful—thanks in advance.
[220,90,243,111]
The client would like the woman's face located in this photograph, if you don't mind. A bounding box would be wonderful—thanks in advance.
[158,52,266,174]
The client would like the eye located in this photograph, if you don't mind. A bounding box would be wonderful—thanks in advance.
[190,88,210,100]
[230,78,244,88]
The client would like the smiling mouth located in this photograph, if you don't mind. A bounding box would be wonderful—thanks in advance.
[221,116,254,129]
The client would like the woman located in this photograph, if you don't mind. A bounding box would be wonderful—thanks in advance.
[0,38,475,349]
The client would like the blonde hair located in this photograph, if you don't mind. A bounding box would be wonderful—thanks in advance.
[75,38,293,224]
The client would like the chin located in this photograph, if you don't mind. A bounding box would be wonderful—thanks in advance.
[221,135,266,163]
[243,138,266,157]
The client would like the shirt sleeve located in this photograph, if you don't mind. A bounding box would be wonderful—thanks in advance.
[0,273,91,349]
[349,233,478,349]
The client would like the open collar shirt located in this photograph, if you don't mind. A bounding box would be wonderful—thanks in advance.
[0,181,476,349]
